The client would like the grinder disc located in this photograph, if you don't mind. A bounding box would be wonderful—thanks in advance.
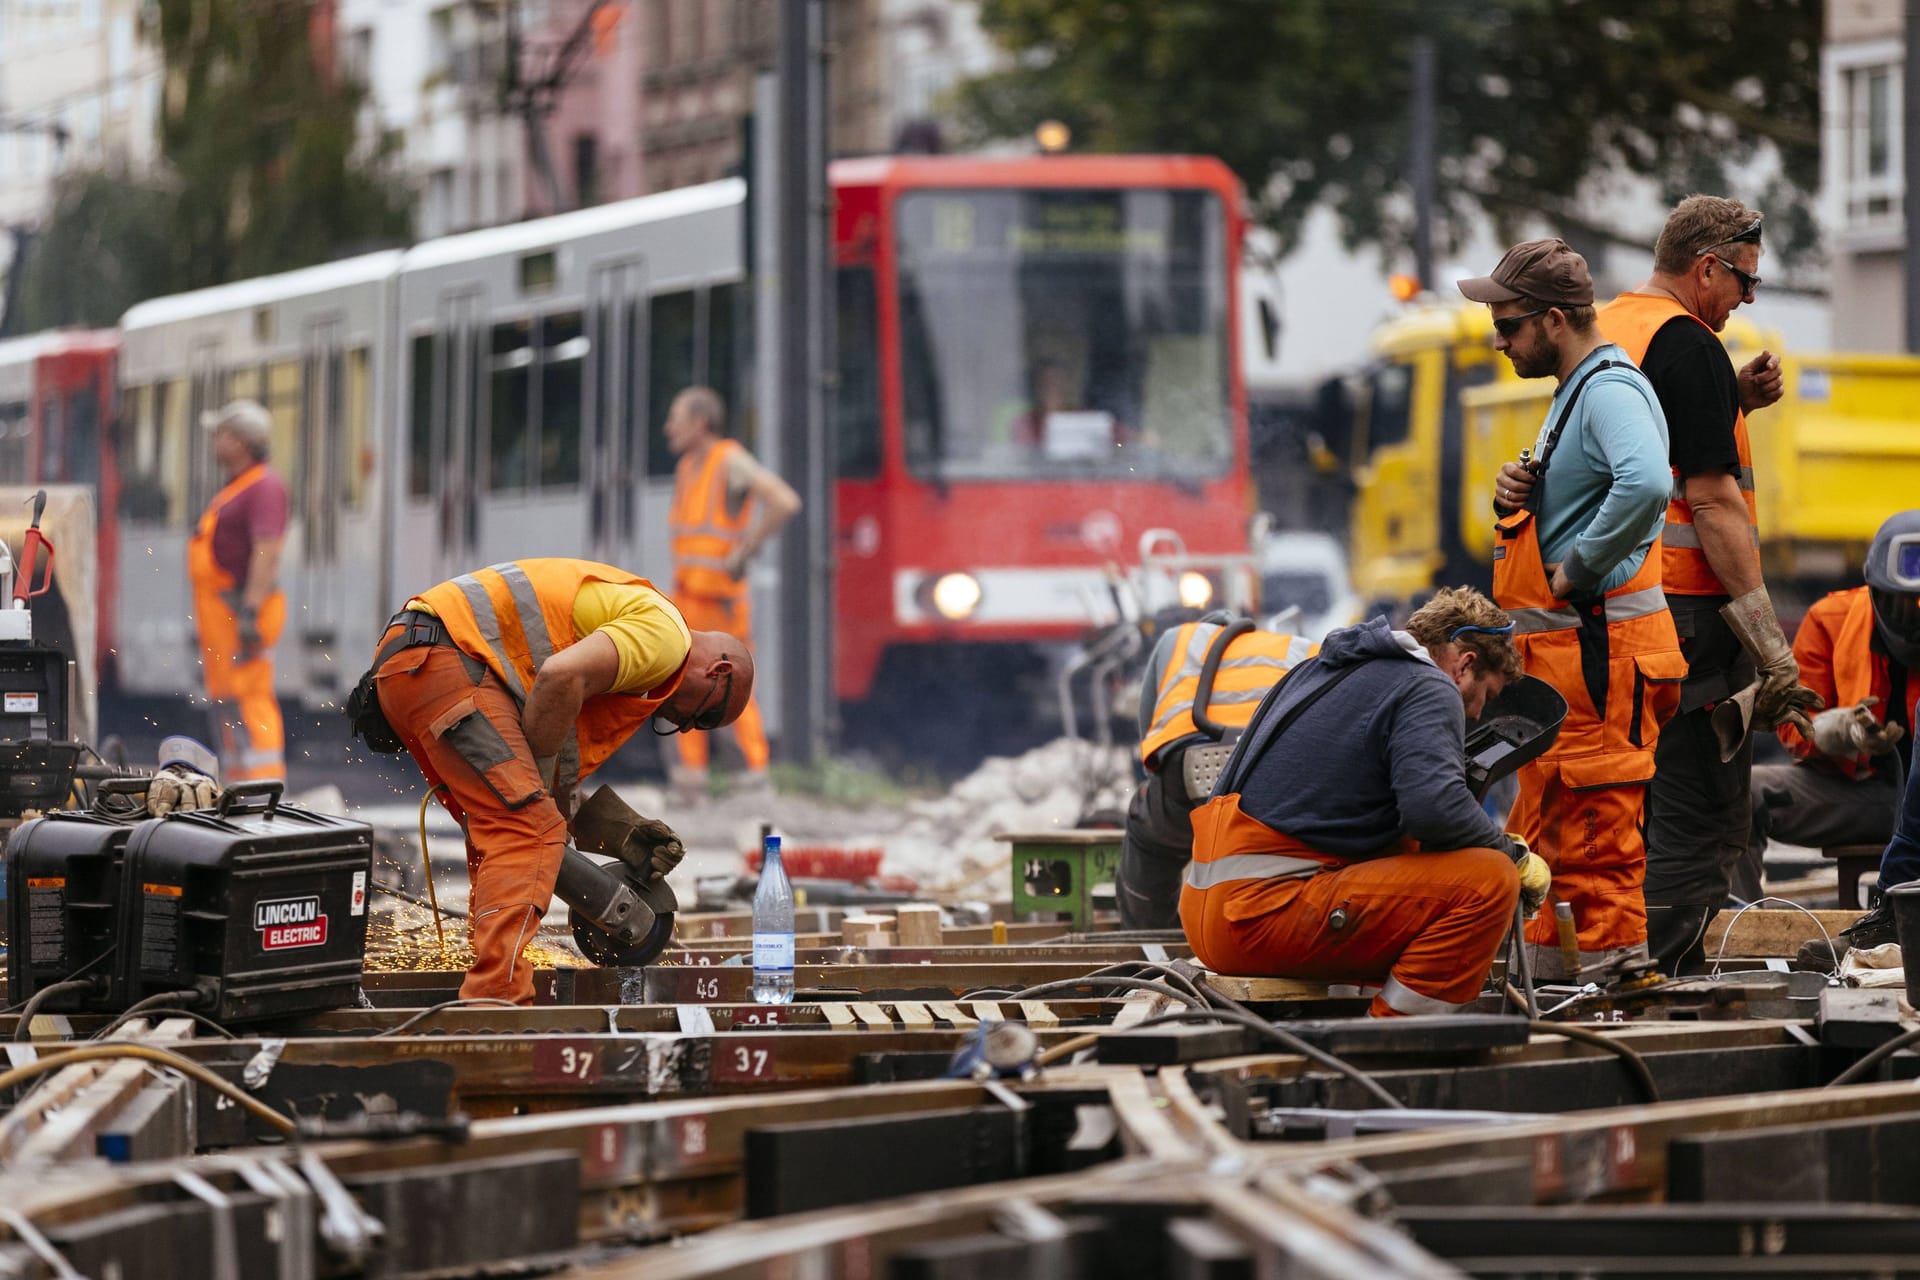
[572,909,675,966]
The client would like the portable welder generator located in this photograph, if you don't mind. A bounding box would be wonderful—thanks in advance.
[115,781,375,1023]
[3,785,149,1013]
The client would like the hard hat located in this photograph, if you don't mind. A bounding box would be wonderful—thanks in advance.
[1865,509,1920,669]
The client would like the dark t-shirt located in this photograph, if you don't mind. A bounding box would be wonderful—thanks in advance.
[211,467,289,583]
[1639,316,1741,478]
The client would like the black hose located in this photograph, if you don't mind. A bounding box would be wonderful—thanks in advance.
[371,998,524,1038]
[1132,1007,1406,1110]
[1522,1017,1660,1103]
[11,980,96,1041]
[996,975,1209,1010]
[1827,1025,1920,1089]
[1190,618,1254,740]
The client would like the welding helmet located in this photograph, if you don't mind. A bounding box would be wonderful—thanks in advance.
[1865,509,1920,670]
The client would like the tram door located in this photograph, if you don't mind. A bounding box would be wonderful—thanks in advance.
[294,317,348,700]
[587,257,646,568]
[430,289,487,585]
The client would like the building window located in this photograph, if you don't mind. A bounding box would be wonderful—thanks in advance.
[574,134,599,207]
[1841,59,1904,231]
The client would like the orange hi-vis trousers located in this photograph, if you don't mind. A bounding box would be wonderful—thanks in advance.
[375,624,565,1005]
[673,591,768,772]
[1494,503,1684,979]
[1179,796,1520,1017]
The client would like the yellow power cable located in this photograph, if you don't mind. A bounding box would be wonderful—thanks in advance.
[0,1043,297,1135]
[418,790,448,960]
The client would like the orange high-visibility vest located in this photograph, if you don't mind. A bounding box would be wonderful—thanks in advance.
[1597,292,1758,597]
[670,439,752,599]
[1139,623,1316,766]
[1780,585,1919,774]
[418,559,687,787]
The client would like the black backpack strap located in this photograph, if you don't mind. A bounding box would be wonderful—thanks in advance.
[1533,358,1624,475]
[1216,657,1368,795]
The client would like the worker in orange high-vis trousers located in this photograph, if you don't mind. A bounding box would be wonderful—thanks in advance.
[1598,196,1820,973]
[188,401,289,783]
[1117,618,1317,928]
[1466,239,1686,980]
[664,387,800,799]
[367,559,754,1003]
[1180,589,1550,1017]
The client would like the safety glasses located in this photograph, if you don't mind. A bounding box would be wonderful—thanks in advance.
[651,671,733,736]
[1701,253,1760,298]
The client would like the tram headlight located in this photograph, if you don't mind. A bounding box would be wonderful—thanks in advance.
[1178,571,1215,610]
[930,572,983,620]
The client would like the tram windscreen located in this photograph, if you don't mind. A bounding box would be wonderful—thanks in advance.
[895,188,1232,482]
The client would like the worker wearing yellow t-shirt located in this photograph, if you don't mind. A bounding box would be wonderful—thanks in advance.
[369,559,754,1003]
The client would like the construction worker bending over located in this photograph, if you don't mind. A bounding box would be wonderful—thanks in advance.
[1753,512,1920,946]
[189,400,289,782]
[1118,617,1316,928]
[1469,239,1684,980]
[664,387,799,799]
[366,559,752,1004]
[1181,591,1550,1018]
[1597,196,1820,973]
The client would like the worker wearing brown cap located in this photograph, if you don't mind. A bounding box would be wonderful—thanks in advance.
[1464,238,1685,980]
[1597,197,1819,973]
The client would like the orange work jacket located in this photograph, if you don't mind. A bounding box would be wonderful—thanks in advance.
[1597,292,1758,597]
[1139,623,1316,766]
[1779,586,1918,777]
[417,559,687,787]
[187,463,289,667]
[670,439,752,600]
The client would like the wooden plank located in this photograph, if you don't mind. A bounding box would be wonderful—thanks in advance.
[993,829,1125,846]
[849,1002,893,1030]
[969,1001,1005,1023]
[1019,1001,1059,1028]
[1703,908,1856,958]
[1200,974,1343,1001]
[894,904,943,947]
[893,1001,935,1028]
[820,1003,857,1029]
[928,1002,976,1028]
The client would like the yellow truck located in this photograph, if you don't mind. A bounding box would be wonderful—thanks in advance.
[1343,302,1920,614]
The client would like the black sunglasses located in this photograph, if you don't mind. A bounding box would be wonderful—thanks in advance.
[1492,306,1553,338]
[1714,215,1764,247]
[1703,253,1760,298]
[651,670,733,736]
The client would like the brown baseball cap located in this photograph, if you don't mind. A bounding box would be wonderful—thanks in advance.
[1457,238,1594,307]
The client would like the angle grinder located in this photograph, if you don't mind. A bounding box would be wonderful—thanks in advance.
[551,785,681,966]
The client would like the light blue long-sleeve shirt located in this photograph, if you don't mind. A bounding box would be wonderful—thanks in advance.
[1529,343,1672,593]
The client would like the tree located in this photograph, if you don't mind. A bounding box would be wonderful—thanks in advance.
[5,0,411,332]
[957,0,1821,265]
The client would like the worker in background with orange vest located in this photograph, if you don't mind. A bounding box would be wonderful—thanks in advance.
[1117,617,1317,928]
[367,559,753,1003]
[1180,589,1551,1017]
[188,400,289,783]
[665,387,800,800]
[1596,197,1822,973]
[1748,511,1920,948]
[1471,239,1685,981]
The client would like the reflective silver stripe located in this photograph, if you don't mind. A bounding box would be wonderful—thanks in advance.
[452,573,528,700]
[1605,584,1668,622]
[492,562,581,791]
[1146,626,1297,736]
[1148,681,1281,735]
[1662,521,1758,550]
[1379,975,1470,1016]
[1286,635,1316,664]
[1509,606,1579,634]
[1521,939,1650,983]
[1182,853,1322,889]
[676,552,734,572]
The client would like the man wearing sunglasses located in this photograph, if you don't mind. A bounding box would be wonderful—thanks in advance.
[1597,196,1821,973]
[1467,238,1681,980]
[364,559,752,1003]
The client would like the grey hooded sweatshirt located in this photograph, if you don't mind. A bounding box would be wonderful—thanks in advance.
[1218,617,1513,859]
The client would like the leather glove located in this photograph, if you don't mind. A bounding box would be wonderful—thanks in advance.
[236,606,263,658]
[1506,832,1553,918]
[1719,588,1822,737]
[1810,697,1907,759]
[146,764,222,816]
[615,813,685,881]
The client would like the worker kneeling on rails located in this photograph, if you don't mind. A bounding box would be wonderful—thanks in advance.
[1180,588,1549,1017]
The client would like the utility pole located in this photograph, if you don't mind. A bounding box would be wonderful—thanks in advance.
[1906,0,1920,350]
[1408,36,1436,291]
[772,0,834,766]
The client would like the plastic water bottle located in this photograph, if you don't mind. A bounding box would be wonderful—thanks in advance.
[752,834,795,1004]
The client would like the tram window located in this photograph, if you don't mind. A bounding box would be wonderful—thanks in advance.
[1365,361,1414,452]
[539,311,585,487]
[266,361,302,491]
[67,385,100,486]
[836,265,880,478]
[490,319,534,491]
[709,282,747,448]
[346,347,370,506]
[409,334,433,497]
[647,289,696,477]
[0,400,27,485]
[159,376,188,526]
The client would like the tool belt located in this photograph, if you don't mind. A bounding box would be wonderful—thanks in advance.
[345,611,456,755]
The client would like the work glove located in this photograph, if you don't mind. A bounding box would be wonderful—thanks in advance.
[236,605,263,659]
[1719,587,1823,737]
[1810,696,1907,760]
[569,784,686,882]
[1506,832,1553,918]
[146,764,222,816]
